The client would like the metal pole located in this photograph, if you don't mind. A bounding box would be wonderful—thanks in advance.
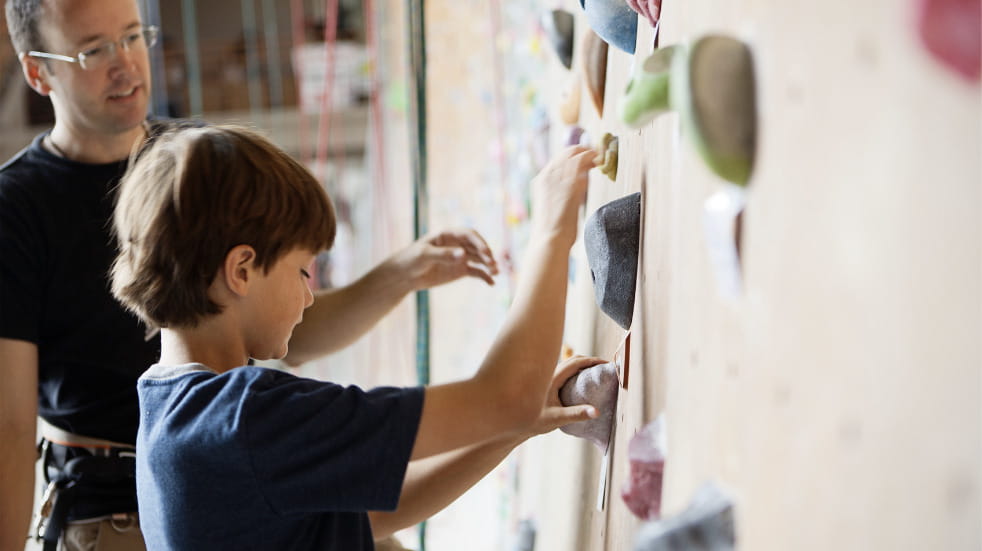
[141,0,169,116]
[407,0,429,547]
[181,0,203,117]
[241,0,263,119]
[261,0,284,109]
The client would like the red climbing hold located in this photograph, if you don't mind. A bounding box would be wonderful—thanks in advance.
[621,416,666,520]
[917,0,981,81]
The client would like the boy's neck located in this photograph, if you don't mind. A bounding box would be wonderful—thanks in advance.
[160,325,249,374]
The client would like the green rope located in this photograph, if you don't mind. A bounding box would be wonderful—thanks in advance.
[407,0,429,548]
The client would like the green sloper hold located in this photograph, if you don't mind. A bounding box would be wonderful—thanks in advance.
[619,36,757,186]
[677,36,757,186]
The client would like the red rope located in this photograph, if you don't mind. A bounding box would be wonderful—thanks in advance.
[289,0,310,164]
[315,0,340,188]
[488,0,515,292]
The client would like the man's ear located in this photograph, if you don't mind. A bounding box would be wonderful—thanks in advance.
[222,244,258,297]
[19,53,52,96]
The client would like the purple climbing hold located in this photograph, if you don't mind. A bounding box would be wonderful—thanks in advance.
[565,125,586,146]
[559,363,619,450]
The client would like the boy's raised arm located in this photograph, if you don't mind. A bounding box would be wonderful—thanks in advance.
[410,146,597,460]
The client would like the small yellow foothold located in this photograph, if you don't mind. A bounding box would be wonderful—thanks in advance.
[593,133,618,181]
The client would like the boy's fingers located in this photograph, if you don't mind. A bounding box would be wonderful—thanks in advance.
[465,265,495,286]
[545,405,599,430]
[556,355,607,380]
[434,230,498,270]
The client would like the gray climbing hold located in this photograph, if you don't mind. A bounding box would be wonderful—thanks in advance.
[542,9,575,69]
[633,482,735,551]
[584,192,641,330]
[559,362,619,450]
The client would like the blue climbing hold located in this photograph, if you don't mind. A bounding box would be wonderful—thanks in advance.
[580,0,638,54]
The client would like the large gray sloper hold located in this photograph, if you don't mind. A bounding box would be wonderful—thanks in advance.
[633,482,735,551]
[584,192,642,329]
[559,363,619,450]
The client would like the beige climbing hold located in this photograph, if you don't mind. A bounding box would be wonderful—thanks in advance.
[582,30,609,117]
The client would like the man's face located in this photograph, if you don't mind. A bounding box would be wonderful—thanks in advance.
[37,0,152,138]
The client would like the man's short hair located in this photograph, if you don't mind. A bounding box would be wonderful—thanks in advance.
[111,124,336,328]
[5,0,44,54]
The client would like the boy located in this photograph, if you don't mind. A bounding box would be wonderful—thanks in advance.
[110,124,601,550]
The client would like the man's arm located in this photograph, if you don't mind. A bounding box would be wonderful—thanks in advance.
[369,355,604,539]
[284,229,498,366]
[0,338,38,549]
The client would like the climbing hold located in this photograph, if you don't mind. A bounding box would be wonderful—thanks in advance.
[542,9,576,69]
[565,125,586,146]
[626,0,662,29]
[584,192,641,330]
[560,74,582,125]
[596,132,619,181]
[633,482,735,551]
[580,0,639,54]
[619,36,757,186]
[916,0,981,81]
[559,362,620,450]
[619,46,677,127]
[582,30,609,116]
[681,35,757,186]
[702,185,746,299]
[621,416,666,520]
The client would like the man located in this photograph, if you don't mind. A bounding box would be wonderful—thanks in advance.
[0,0,498,549]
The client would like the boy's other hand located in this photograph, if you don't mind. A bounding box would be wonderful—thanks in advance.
[530,145,595,249]
[392,228,499,291]
[528,355,608,437]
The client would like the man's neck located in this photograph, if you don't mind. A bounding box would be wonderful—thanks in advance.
[48,123,147,164]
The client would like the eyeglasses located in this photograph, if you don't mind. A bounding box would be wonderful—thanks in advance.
[27,25,159,71]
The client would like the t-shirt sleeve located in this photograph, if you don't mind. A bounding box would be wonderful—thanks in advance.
[240,368,425,515]
[0,177,44,343]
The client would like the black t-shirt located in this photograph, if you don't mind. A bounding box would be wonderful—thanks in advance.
[0,132,159,445]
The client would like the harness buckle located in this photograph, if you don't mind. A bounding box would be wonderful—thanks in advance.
[30,480,59,541]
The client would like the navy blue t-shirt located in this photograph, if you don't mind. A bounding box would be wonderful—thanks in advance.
[0,133,159,444]
[137,363,425,551]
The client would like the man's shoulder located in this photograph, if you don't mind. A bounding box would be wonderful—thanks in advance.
[0,134,66,195]
[0,139,42,181]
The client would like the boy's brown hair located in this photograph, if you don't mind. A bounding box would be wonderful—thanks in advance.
[111,124,336,328]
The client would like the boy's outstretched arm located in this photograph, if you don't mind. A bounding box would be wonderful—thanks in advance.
[369,356,605,539]
[410,146,596,460]
[283,228,498,366]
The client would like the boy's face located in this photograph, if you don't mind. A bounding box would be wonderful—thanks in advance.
[242,248,317,361]
[34,0,152,138]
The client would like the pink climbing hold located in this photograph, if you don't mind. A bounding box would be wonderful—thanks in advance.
[626,0,661,29]
[621,416,666,520]
[917,0,981,81]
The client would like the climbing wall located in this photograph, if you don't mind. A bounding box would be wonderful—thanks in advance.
[393,0,980,549]
[544,0,980,549]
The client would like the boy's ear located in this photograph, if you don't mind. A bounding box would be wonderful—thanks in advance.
[18,53,52,96]
[222,244,258,297]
